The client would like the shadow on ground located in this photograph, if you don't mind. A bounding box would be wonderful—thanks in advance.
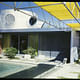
[5,63,55,79]
[49,52,69,63]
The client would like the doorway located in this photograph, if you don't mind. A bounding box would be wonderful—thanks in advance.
[11,34,28,54]
[20,35,28,54]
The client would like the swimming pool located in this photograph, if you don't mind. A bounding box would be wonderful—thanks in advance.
[0,60,55,78]
[0,61,36,78]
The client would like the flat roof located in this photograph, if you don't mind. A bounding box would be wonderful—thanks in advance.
[0,28,71,33]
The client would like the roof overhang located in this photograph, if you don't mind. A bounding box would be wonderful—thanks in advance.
[0,28,71,33]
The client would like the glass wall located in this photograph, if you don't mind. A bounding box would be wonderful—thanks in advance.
[20,34,28,54]
[28,33,39,51]
[0,34,3,54]
[10,33,39,54]
[11,34,18,49]
[11,33,28,54]
[3,34,11,49]
[0,33,39,54]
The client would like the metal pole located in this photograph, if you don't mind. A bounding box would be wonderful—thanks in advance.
[18,34,20,54]
[14,2,16,8]
[0,2,13,9]
[63,3,80,24]
[17,2,64,9]
[38,33,40,56]
[74,2,80,12]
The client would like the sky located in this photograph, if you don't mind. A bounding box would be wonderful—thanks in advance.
[0,2,80,29]
[78,2,80,6]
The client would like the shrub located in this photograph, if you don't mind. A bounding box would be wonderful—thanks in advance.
[78,73,80,79]
[22,50,28,54]
[23,47,37,58]
[0,57,2,59]
[4,47,17,59]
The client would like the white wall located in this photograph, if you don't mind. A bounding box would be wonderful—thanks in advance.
[70,30,79,63]
[71,30,79,47]
[0,9,43,29]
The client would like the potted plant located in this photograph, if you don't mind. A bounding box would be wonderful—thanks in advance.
[3,47,17,59]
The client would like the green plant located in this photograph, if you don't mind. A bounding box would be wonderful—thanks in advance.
[14,57,20,60]
[23,47,37,58]
[58,76,72,79]
[22,49,28,54]
[0,57,2,59]
[4,47,17,59]
[78,73,80,79]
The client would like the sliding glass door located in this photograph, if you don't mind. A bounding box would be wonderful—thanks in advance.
[10,33,39,54]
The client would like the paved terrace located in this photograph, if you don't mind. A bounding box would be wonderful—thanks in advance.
[0,54,80,79]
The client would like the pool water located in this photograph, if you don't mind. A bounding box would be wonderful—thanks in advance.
[0,61,34,77]
[6,63,55,78]
[0,61,55,78]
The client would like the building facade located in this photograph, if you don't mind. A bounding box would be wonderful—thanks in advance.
[0,9,79,63]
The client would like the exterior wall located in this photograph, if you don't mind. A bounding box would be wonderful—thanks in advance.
[71,30,79,47]
[38,32,71,62]
[0,32,71,63]
[70,30,79,63]
[0,9,43,29]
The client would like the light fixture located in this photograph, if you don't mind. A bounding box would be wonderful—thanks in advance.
[29,16,37,26]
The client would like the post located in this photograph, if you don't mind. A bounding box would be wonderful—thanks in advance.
[18,34,20,54]
[70,30,74,63]
[38,33,40,56]
[70,30,79,63]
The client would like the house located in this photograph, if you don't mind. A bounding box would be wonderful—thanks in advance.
[0,9,79,63]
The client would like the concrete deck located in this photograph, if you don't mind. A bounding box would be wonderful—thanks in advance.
[0,55,80,79]
[37,63,80,79]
